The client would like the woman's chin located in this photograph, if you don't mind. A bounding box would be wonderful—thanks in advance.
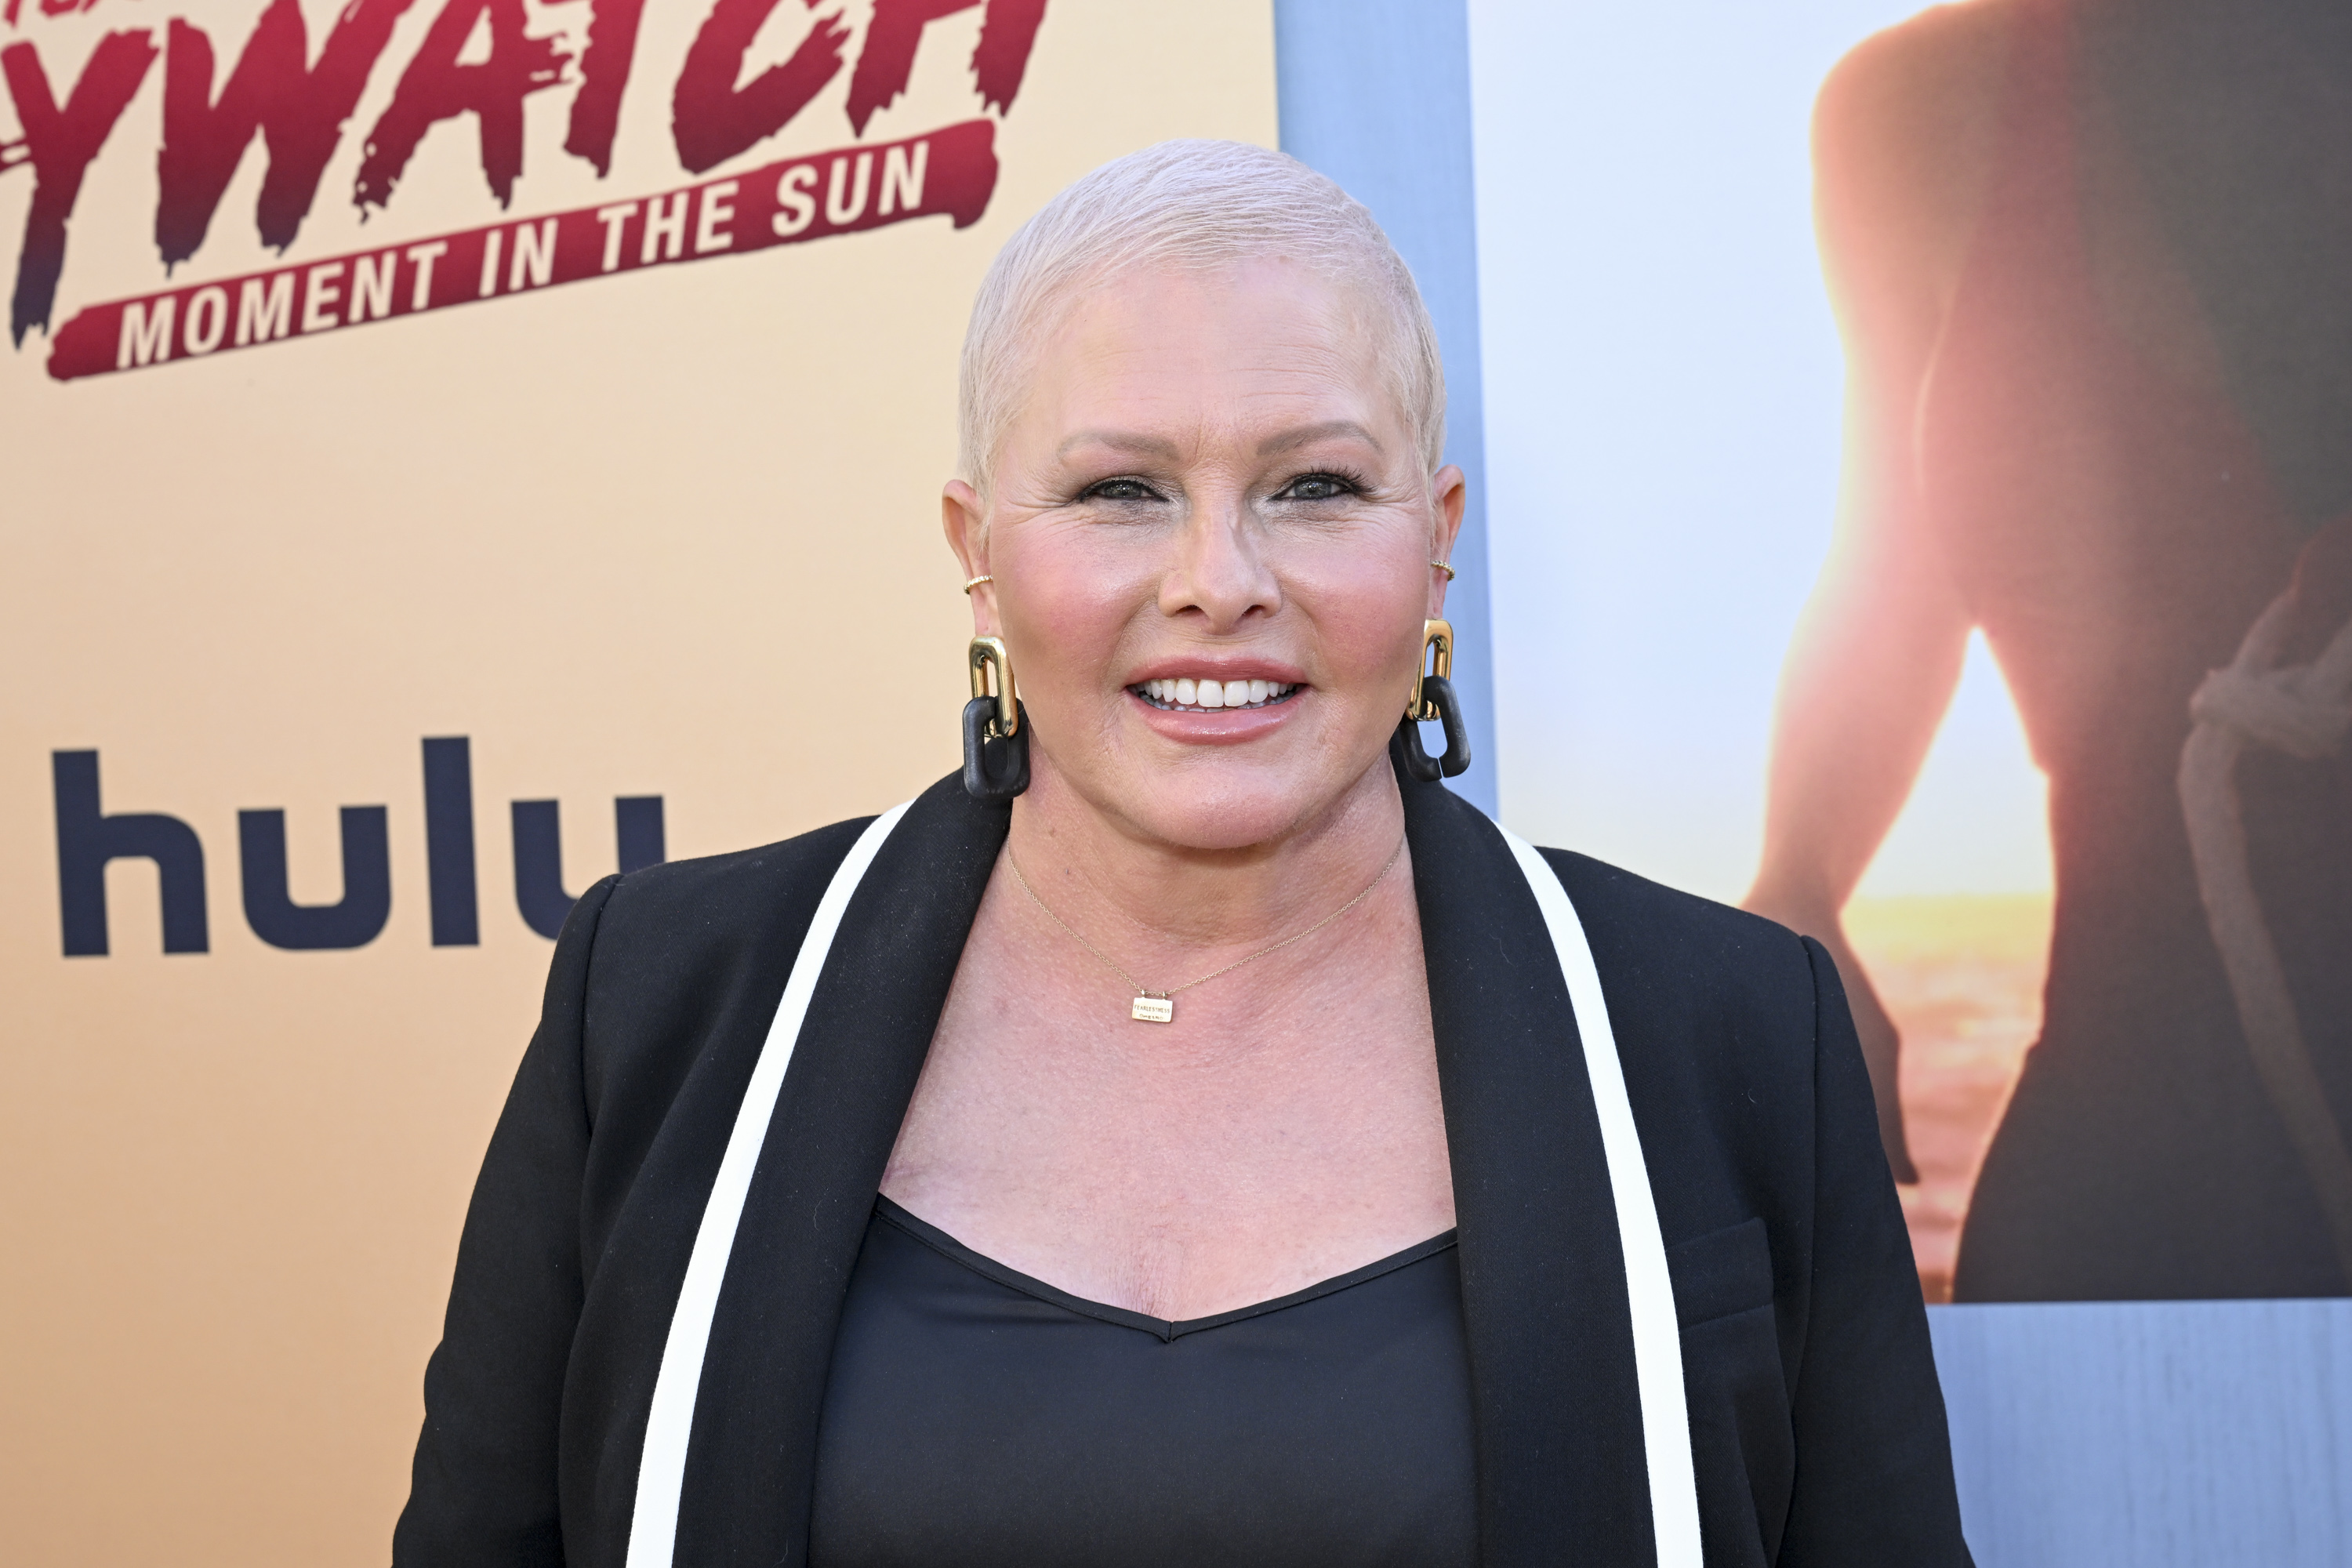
[1136,802,1314,853]
[1096,753,1384,854]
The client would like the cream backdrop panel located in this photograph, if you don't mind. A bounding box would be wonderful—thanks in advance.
[0,2,1275,1562]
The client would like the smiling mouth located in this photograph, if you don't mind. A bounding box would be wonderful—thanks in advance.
[1131,677,1303,713]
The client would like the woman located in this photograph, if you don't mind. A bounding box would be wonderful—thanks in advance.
[394,142,1968,1568]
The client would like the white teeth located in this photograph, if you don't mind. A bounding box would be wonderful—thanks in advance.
[1138,678,1299,711]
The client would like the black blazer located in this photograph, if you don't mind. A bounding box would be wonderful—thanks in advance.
[394,766,1972,1568]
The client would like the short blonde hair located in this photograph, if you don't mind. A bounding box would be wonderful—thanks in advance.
[957,140,1446,495]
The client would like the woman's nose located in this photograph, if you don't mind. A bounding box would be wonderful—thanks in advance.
[1163,496,1279,629]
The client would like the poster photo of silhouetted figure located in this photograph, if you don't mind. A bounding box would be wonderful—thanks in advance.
[1751,0,2352,1302]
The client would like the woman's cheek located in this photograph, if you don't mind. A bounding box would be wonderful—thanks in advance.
[997,544,1134,689]
[1294,578,1430,707]
[1012,605,1109,703]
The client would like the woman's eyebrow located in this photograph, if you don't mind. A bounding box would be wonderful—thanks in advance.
[1056,430,1183,461]
[1256,420,1384,457]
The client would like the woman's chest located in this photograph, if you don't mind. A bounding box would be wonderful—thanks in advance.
[880,984,1456,1320]
[808,1203,1479,1568]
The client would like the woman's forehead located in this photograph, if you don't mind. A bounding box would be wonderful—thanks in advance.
[1065,258,1370,350]
[1015,263,1407,452]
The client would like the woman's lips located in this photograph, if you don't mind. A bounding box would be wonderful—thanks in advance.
[1125,678,1305,744]
[1130,676,1301,713]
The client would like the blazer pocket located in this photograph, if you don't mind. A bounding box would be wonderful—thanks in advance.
[1667,1216,1774,1329]
[1670,1218,1794,1565]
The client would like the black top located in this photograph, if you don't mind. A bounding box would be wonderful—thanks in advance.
[394,764,1974,1568]
[810,1198,1478,1568]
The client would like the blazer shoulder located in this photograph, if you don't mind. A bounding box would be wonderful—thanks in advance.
[1538,846,1810,972]
[590,814,875,955]
[551,813,880,1140]
[560,814,878,1073]
[1533,845,1824,1058]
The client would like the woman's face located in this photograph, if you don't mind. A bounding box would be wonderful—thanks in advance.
[948,258,1464,852]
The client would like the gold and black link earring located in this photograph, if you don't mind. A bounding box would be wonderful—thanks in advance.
[1394,618,1472,782]
[962,635,1030,801]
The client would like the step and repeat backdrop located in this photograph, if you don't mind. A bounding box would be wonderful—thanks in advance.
[16,0,2351,1559]
[0,2,1274,1561]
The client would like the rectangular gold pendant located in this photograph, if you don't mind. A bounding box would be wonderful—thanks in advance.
[1131,995,1174,1024]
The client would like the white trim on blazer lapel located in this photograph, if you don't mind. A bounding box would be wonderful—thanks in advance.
[1501,826,1704,1568]
[625,799,913,1568]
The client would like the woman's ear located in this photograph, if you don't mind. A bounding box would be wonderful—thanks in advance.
[943,480,996,631]
[1429,463,1468,613]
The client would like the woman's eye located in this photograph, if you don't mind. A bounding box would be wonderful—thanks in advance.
[1279,473,1356,502]
[1082,477,1162,503]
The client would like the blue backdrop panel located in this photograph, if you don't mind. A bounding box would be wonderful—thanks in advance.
[1932,1300,2352,1566]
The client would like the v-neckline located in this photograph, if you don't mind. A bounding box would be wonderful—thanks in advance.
[872,1196,1458,1343]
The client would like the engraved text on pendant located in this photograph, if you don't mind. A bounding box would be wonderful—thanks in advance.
[1131,995,1174,1024]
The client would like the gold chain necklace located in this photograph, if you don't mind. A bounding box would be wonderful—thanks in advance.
[1005,833,1408,1023]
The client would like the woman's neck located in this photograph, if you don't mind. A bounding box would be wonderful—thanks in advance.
[1001,755,1410,967]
